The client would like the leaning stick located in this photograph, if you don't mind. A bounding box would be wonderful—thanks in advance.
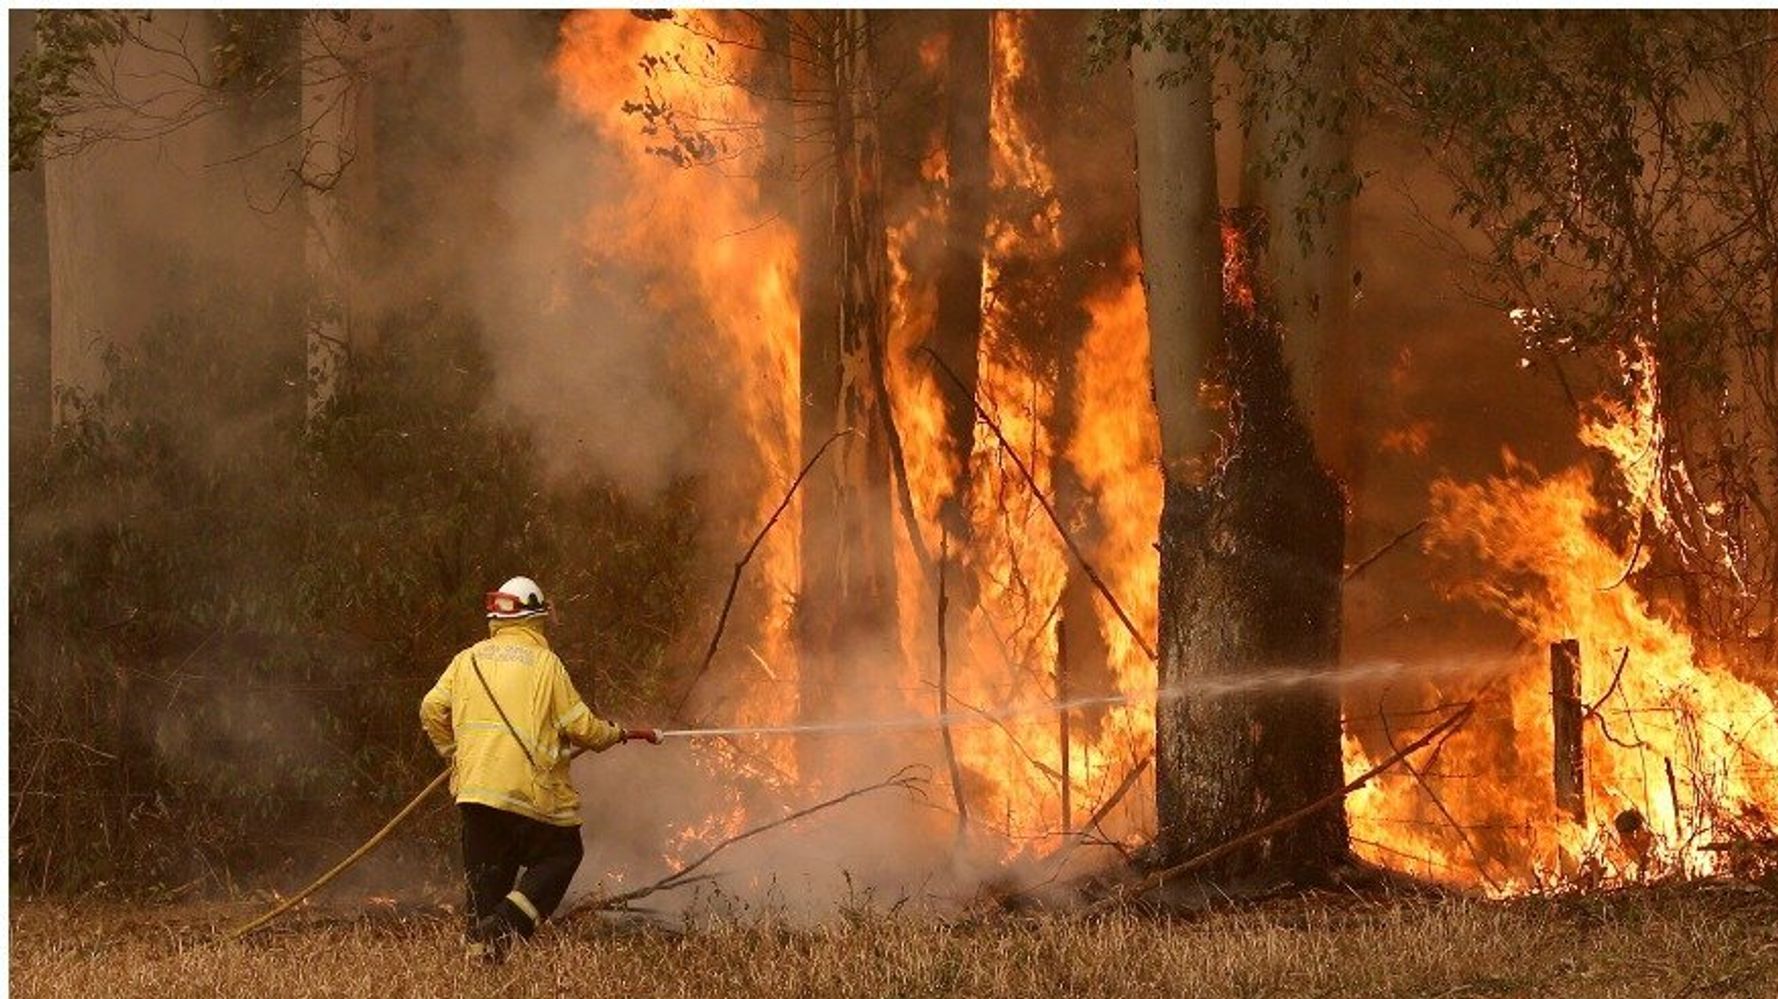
[1085,702,1476,914]
[1379,704,1501,893]
[1022,752,1153,895]
[1343,519,1427,581]
[1084,752,1152,835]
[670,428,856,719]
[936,530,970,834]
[562,766,926,918]
[224,767,452,941]
[919,346,1156,663]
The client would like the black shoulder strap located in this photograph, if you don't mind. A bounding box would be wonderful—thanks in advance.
[468,654,538,771]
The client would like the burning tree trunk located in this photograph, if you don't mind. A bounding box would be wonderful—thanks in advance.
[796,11,900,726]
[1154,211,1349,880]
[932,10,991,538]
[1039,9,1125,763]
[1135,14,1348,879]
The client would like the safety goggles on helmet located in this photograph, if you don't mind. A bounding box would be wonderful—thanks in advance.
[485,590,548,616]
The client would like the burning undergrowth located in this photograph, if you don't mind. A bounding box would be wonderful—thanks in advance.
[1345,348,1778,892]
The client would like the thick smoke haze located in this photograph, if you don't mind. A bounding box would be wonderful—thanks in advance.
[15,9,1693,912]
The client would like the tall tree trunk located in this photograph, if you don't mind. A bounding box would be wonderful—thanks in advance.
[1137,13,1348,880]
[760,12,794,218]
[795,12,899,730]
[829,8,901,683]
[932,10,991,537]
[1038,9,1123,751]
[43,130,106,426]
[1132,15,1223,479]
[1240,11,1363,510]
[794,14,843,728]
[300,12,360,430]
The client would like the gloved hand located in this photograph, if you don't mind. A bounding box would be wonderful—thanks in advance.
[621,727,662,745]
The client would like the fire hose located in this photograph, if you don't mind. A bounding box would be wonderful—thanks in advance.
[223,729,659,942]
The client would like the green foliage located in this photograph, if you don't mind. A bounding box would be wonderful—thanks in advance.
[8,10,134,172]
[10,301,703,894]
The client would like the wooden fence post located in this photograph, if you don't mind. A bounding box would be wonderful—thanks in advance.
[1551,639,1586,822]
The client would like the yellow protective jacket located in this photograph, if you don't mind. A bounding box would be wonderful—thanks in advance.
[419,618,622,826]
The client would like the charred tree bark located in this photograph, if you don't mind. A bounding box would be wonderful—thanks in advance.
[797,11,900,727]
[1136,14,1347,880]
[1154,211,1348,880]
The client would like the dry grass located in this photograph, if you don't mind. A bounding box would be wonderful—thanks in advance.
[12,883,1778,998]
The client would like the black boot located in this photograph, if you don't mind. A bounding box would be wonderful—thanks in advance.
[468,897,534,964]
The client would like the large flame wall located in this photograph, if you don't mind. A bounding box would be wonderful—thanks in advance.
[551,11,1776,890]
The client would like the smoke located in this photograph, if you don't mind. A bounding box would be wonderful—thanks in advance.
[453,12,698,495]
[568,682,1041,920]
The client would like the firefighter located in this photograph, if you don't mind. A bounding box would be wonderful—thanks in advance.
[420,575,660,962]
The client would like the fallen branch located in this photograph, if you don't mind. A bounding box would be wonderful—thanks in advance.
[671,428,856,719]
[920,346,1155,663]
[563,766,928,918]
[1085,702,1477,913]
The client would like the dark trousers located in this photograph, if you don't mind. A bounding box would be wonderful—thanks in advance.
[459,803,585,935]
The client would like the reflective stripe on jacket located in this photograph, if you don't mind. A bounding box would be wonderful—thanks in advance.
[419,618,622,826]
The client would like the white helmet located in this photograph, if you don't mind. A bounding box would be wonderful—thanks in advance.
[485,576,550,620]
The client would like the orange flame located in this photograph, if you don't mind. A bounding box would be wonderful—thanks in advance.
[1348,345,1778,891]
[554,12,801,811]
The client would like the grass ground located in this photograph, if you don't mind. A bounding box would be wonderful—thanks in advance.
[11,881,1778,998]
